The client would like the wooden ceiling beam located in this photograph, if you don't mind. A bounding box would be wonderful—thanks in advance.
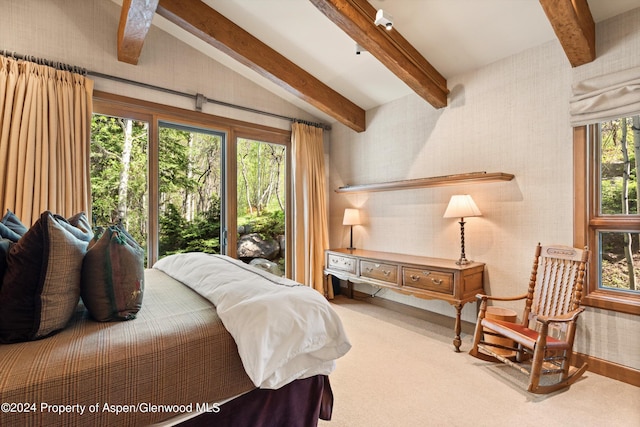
[156,0,366,132]
[117,0,159,65]
[310,0,449,109]
[539,0,595,67]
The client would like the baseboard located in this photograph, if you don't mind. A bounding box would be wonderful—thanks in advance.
[573,352,640,387]
[349,289,638,387]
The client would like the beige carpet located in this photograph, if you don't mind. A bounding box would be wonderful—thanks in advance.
[320,295,640,427]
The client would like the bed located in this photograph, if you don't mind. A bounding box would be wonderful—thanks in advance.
[0,252,351,426]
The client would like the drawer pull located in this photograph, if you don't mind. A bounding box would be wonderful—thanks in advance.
[431,278,443,285]
[383,270,391,276]
[410,274,421,282]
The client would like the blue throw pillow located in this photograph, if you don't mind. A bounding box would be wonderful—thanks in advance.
[1,209,28,237]
[0,223,21,242]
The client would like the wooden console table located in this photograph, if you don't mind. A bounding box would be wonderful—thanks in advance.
[324,248,485,352]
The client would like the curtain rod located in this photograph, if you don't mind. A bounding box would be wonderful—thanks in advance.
[1,49,88,76]
[1,49,331,131]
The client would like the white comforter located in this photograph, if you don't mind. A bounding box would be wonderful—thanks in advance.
[153,253,351,389]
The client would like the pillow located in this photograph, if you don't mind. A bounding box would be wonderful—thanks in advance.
[0,238,12,287]
[0,223,22,242]
[1,209,28,237]
[0,211,93,343]
[67,211,94,239]
[81,225,144,322]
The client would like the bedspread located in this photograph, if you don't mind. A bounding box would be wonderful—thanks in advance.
[153,253,352,389]
[0,268,255,427]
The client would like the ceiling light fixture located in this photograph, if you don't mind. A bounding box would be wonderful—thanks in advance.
[374,9,393,30]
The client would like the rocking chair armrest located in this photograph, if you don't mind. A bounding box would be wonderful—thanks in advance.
[537,307,585,325]
[475,293,528,302]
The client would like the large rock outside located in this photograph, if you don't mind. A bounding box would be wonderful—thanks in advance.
[237,233,280,260]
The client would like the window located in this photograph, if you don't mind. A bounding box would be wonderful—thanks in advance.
[90,114,149,264]
[574,116,640,315]
[157,122,225,260]
[236,137,289,276]
[91,92,291,275]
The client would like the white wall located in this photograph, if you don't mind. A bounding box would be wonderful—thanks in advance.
[328,9,640,370]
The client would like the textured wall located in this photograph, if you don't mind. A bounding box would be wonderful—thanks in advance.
[328,8,640,369]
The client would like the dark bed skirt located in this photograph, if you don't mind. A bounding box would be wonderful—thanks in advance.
[179,375,333,427]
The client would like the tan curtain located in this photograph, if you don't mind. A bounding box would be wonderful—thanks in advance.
[0,56,93,225]
[292,122,332,297]
[570,66,640,126]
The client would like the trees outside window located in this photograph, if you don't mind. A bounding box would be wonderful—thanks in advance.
[236,138,287,275]
[157,122,224,258]
[575,115,640,315]
[90,94,291,275]
[90,115,148,261]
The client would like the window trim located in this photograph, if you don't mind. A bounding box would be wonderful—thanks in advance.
[574,126,640,315]
[92,90,292,272]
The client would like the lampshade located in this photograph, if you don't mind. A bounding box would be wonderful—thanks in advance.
[342,208,361,226]
[443,195,482,219]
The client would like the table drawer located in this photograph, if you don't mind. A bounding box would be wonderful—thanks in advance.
[327,253,356,273]
[360,260,397,284]
[402,267,453,294]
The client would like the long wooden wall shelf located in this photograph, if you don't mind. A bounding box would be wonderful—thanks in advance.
[335,171,514,193]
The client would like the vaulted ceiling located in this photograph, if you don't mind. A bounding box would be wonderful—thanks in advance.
[115,0,639,132]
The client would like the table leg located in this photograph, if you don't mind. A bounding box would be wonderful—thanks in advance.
[347,280,353,299]
[324,274,329,298]
[453,303,463,352]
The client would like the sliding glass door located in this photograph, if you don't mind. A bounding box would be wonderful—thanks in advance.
[157,122,225,258]
[236,137,288,276]
[91,96,292,276]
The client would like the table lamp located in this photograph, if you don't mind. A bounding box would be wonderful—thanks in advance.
[443,195,481,265]
[342,208,361,250]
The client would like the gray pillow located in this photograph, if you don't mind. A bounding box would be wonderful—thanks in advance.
[0,223,21,242]
[0,212,93,343]
[81,226,144,322]
[1,209,28,236]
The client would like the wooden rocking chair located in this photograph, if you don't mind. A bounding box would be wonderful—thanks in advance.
[469,243,590,394]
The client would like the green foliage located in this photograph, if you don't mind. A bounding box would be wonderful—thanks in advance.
[159,195,222,256]
[91,116,286,267]
[244,209,285,240]
[237,139,286,215]
[599,118,638,215]
[601,178,638,214]
[159,203,186,254]
[90,115,148,247]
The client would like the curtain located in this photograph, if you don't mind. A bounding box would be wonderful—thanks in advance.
[292,122,332,297]
[0,56,93,225]
[570,66,640,126]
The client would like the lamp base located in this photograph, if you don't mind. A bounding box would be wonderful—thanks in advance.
[456,258,471,265]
